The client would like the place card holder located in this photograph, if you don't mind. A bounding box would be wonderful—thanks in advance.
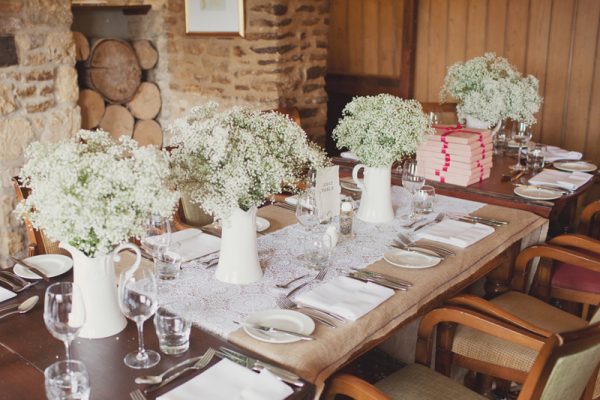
[315,166,341,222]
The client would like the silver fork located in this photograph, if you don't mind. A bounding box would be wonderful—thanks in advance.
[275,274,310,289]
[129,389,147,400]
[397,232,455,256]
[285,269,327,298]
[278,296,347,323]
[276,297,337,328]
[144,348,216,394]
[0,272,37,293]
[413,213,445,232]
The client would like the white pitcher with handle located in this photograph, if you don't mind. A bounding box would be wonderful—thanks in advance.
[352,164,395,223]
[60,242,141,339]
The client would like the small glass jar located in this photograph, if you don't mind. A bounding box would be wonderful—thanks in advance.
[339,199,354,236]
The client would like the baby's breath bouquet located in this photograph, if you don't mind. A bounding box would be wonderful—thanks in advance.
[441,53,542,126]
[167,103,327,222]
[332,94,431,168]
[18,130,179,257]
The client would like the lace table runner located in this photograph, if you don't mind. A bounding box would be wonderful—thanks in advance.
[158,187,486,338]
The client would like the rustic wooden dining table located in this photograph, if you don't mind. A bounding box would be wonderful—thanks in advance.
[0,196,548,399]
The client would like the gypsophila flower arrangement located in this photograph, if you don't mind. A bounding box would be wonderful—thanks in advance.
[332,94,431,168]
[167,103,328,222]
[17,130,179,258]
[440,53,542,126]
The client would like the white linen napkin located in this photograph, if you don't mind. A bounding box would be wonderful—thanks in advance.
[294,276,394,321]
[340,151,359,160]
[528,169,592,191]
[157,358,293,400]
[170,229,220,262]
[542,146,582,163]
[0,286,16,303]
[415,219,495,248]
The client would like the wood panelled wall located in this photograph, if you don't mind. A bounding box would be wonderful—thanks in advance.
[328,0,600,163]
[328,0,406,77]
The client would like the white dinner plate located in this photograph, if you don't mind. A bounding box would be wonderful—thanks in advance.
[513,186,563,200]
[383,249,441,269]
[13,254,73,280]
[256,216,270,232]
[552,161,597,173]
[243,309,315,344]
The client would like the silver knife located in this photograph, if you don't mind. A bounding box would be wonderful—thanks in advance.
[236,322,315,341]
[347,272,408,291]
[217,348,304,387]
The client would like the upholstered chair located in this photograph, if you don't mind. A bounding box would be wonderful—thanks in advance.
[435,243,600,399]
[324,305,600,400]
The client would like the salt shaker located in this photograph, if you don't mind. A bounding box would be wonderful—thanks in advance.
[339,200,354,236]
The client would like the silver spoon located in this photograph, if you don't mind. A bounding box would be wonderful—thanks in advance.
[0,295,38,320]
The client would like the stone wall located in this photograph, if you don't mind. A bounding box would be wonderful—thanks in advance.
[128,0,330,144]
[0,0,80,261]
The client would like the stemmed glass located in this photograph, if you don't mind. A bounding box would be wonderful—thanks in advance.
[141,215,171,258]
[399,159,426,223]
[510,122,532,171]
[44,282,86,361]
[118,267,160,369]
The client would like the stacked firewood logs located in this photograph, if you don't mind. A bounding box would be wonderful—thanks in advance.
[75,32,163,148]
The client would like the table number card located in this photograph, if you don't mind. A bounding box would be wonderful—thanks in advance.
[315,166,341,222]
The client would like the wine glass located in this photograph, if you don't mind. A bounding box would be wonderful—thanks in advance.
[118,267,160,369]
[295,189,319,231]
[428,111,441,126]
[141,215,171,258]
[510,122,532,171]
[44,282,86,361]
[399,160,425,223]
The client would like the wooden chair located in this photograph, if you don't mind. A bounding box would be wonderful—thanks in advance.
[11,177,68,257]
[324,305,600,400]
[431,243,600,399]
[533,234,600,320]
[580,199,600,239]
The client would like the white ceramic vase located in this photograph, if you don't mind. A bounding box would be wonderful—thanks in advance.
[352,164,394,224]
[60,242,141,339]
[215,207,263,284]
[465,115,501,135]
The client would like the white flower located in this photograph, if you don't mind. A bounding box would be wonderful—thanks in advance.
[440,53,543,126]
[332,94,432,168]
[167,103,328,222]
[17,130,179,258]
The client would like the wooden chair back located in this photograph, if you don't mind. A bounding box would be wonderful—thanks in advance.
[580,200,600,239]
[518,321,600,400]
[11,177,68,257]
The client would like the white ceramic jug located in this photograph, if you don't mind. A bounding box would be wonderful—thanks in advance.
[352,164,394,223]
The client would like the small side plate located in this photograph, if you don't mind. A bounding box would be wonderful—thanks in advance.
[514,186,563,200]
[13,254,73,280]
[383,249,441,269]
[243,309,315,344]
[553,161,597,173]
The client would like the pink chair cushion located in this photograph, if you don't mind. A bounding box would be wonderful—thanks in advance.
[551,250,600,293]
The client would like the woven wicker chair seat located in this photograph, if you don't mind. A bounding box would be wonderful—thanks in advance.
[374,363,486,399]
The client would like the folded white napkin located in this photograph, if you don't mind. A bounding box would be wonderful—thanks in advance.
[415,219,495,248]
[171,229,220,262]
[294,276,394,321]
[340,151,359,160]
[157,358,293,400]
[528,169,592,191]
[0,286,16,303]
[542,146,582,163]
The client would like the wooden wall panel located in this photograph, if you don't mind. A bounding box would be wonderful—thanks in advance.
[412,0,600,163]
[327,0,600,162]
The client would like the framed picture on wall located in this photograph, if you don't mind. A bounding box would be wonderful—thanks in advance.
[185,0,245,37]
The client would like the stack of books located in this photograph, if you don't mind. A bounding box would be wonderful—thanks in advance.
[416,125,493,186]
